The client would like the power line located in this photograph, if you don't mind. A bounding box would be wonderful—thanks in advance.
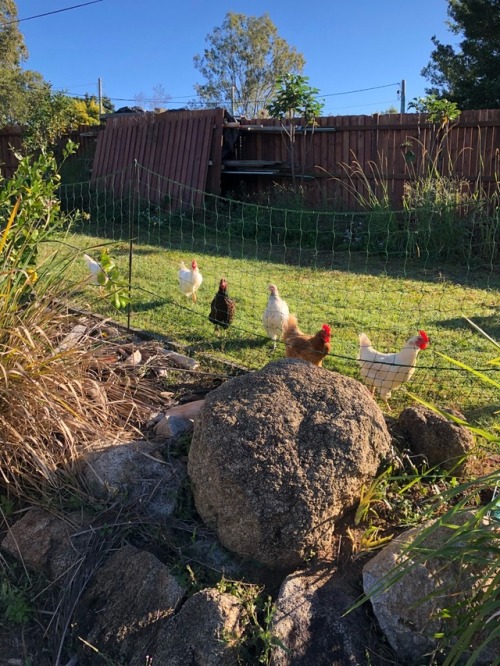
[3,0,103,25]
[321,82,400,98]
[63,82,400,106]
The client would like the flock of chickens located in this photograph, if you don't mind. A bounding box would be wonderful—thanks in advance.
[83,253,429,405]
[177,259,430,404]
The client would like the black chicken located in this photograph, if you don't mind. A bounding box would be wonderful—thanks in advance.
[209,278,236,333]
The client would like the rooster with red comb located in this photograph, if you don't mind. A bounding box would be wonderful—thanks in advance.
[357,330,429,404]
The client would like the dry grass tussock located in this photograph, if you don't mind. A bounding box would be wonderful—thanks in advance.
[0,295,153,499]
[0,147,158,501]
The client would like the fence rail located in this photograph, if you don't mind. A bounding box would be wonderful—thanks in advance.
[231,110,500,209]
[1,109,499,210]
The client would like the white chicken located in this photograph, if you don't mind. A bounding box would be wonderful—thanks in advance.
[178,259,203,302]
[262,283,290,349]
[358,330,429,402]
[83,253,107,286]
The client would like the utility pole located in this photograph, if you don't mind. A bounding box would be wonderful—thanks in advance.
[231,85,235,117]
[400,79,406,113]
[98,77,103,115]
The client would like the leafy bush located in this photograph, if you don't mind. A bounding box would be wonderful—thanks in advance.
[0,149,139,500]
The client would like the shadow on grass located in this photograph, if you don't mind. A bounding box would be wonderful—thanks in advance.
[434,314,500,339]
[72,221,500,292]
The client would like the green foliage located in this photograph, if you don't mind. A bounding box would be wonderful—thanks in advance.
[0,1,50,128]
[94,248,130,310]
[0,64,47,129]
[193,12,305,117]
[0,578,32,624]
[266,73,324,126]
[355,466,393,526]
[0,144,79,302]
[23,88,100,152]
[217,579,286,664]
[408,94,461,125]
[266,74,324,185]
[421,0,500,110]
[84,92,115,114]
[0,148,146,505]
[0,0,27,65]
[327,124,499,264]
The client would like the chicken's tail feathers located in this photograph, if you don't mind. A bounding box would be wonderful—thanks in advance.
[282,313,299,339]
[359,332,372,347]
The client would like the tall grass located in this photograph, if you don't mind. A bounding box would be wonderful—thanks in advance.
[0,150,143,501]
[324,128,500,265]
[361,326,500,665]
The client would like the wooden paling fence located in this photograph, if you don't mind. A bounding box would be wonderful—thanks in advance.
[1,109,499,210]
[231,109,500,209]
[0,125,102,179]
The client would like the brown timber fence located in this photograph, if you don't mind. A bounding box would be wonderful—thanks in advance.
[0,125,102,179]
[227,109,500,209]
[1,109,499,210]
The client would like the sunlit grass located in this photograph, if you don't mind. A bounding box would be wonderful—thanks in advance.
[46,230,500,418]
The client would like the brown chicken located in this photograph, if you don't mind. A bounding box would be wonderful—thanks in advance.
[282,315,332,366]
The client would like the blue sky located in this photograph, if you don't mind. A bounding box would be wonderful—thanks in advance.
[15,0,459,115]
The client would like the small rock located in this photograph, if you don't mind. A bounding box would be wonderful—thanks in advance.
[152,588,247,665]
[397,405,475,474]
[55,324,87,352]
[75,545,184,666]
[363,510,498,665]
[271,565,390,665]
[81,440,185,521]
[159,349,200,370]
[154,415,194,438]
[1,507,91,582]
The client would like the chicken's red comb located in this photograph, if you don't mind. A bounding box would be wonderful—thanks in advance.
[322,324,331,334]
[419,330,429,343]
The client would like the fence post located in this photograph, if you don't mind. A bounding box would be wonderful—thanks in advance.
[126,160,139,332]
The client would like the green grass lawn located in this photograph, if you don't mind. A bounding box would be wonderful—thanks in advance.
[45,224,500,419]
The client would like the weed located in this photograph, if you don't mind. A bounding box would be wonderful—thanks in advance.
[217,579,287,665]
[0,579,32,624]
[355,466,394,525]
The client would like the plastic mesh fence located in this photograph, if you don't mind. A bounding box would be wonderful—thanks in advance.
[59,163,500,415]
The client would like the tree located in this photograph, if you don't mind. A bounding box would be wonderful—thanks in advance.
[193,12,305,117]
[23,89,103,151]
[421,0,500,109]
[266,74,324,185]
[380,105,399,114]
[84,93,115,115]
[0,0,27,66]
[134,83,171,111]
[0,0,48,127]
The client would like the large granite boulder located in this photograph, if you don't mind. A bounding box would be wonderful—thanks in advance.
[188,359,392,569]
